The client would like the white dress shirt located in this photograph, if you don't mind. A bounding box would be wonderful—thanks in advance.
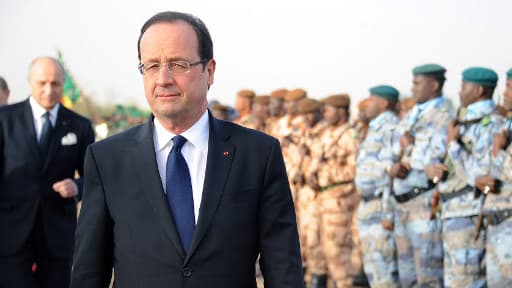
[153,111,209,224]
[29,96,60,141]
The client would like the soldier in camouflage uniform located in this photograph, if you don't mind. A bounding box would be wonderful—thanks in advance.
[292,98,323,279]
[302,112,330,287]
[266,88,287,137]
[476,68,512,287]
[355,85,401,288]
[234,89,258,129]
[306,94,358,288]
[425,67,504,287]
[251,95,270,132]
[388,64,452,287]
[276,89,307,202]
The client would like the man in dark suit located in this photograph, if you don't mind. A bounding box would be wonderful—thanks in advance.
[0,57,95,288]
[71,11,304,288]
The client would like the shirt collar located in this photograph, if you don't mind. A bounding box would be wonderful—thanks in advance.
[29,96,60,122]
[407,95,443,125]
[369,110,395,129]
[464,99,495,121]
[154,111,210,152]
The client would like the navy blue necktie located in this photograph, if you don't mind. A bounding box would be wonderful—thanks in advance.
[38,112,53,157]
[166,135,195,253]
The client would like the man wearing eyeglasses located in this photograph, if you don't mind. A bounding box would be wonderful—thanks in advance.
[71,11,303,288]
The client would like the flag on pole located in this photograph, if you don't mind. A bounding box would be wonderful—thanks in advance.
[56,50,81,109]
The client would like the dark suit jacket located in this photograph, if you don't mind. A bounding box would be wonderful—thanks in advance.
[71,113,304,288]
[0,99,95,258]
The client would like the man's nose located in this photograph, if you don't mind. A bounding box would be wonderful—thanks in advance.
[156,64,175,86]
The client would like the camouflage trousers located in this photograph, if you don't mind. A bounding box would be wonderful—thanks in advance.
[357,199,399,288]
[442,216,486,288]
[306,184,358,287]
[486,215,512,287]
[297,185,317,272]
[394,190,444,287]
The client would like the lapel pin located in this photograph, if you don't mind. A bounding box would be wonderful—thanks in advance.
[223,151,229,156]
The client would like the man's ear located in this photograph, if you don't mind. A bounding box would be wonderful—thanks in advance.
[430,78,440,94]
[206,59,216,87]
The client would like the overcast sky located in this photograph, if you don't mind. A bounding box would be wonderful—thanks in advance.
[1,0,510,111]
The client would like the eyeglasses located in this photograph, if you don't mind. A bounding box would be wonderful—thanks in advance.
[138,59,208,76]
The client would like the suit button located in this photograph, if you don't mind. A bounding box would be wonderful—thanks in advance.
[182,267,192,277]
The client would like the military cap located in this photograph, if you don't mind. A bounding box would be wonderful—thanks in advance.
[462,67,498,87]
[321,94,350,108]
[270,88,288,99]
[507,68,512,80]
[369,85,399,101]
[237,89,256,98]
[297,98,321,114]
[284,88,307,101]
[253,95,270,105]
[412,63,446,79]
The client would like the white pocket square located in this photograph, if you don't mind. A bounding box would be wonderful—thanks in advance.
[61,132,77,146]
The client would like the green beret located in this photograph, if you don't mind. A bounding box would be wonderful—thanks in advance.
[412,63,446,79]
[369,85,399,101]
[507,68,512,80]
[462,67,498,87]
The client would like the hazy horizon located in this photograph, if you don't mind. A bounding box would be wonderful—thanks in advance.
[1,0,510,111]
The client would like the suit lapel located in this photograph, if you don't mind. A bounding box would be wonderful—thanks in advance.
[20,100,43,166]
[132,120,186,259]
[185,115,235,263]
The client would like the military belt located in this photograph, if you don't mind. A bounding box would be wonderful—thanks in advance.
[361,193,382,202]
[485,208,512,226]
[320,180,353,192]
[439,185,474,202]
[394,184,435,203]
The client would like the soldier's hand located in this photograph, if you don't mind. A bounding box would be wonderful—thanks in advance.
[389,163,409,179]
[292,172,305,186]
[424,163,448,182]
[475,175,496,194]
[306,175,319,190]
[281,136,291,147]
[299,144,309,156]
[400,133,414,150]
[492,129,507,157]
[53,178,78,199]
[447,122,461,143]
[381,219,394,231]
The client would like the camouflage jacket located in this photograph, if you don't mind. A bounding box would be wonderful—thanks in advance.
[440,100,504,218]
[393,96,453,195]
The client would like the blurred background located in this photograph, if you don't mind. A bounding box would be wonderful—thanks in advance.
[1,0,511,119]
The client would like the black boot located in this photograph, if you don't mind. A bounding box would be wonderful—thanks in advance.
[310,274,328,288]
[351,267,370,287]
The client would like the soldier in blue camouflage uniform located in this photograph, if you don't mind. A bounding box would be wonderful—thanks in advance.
[355,85,401,288]
[477,68,512,287]
[388,64,452,287]
[425,67,504,288]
